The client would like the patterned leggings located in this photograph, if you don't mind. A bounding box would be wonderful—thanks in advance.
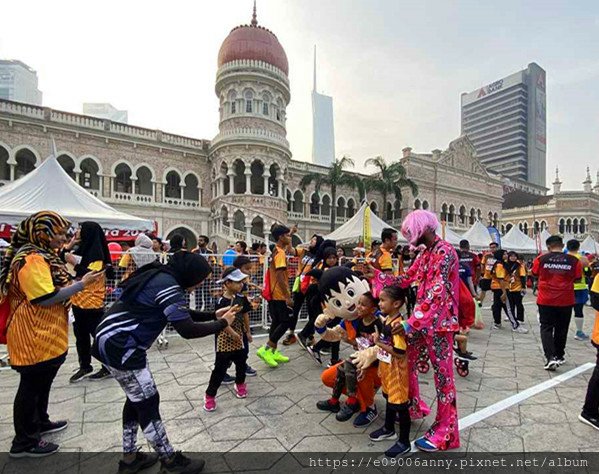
[407,332,460,450]
[109,365,174,459]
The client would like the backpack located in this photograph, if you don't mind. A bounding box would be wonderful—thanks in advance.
[0,297,11,344]
[262,268,272,302]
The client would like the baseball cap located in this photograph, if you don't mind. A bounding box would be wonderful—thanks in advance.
[217,268,248,284]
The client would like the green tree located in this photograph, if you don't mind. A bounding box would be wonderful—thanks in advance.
[363,156,418,221]
[299,156,364,232]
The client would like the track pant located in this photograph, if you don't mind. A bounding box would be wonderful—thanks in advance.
[538,304,573,361]
[407,332,459,450]
[582,346,599,418]
[11,353,65,452]
[109,364,174,459]
[72,306,104,370]
[492,289,519,328]
[289,291,306,333]
[206,350,247,397]
[507,291,525,323]
[299,285,321,340]
[268,300,292,345]
[313,317,341,361]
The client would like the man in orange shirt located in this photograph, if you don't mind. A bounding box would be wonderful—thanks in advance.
[257,225,294,368]
[372,228,398,274]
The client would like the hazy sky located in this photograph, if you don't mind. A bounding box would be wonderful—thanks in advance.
[2,0,598,189]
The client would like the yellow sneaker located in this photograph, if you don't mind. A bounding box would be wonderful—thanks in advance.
[272,349,289,363]
[257,346,278,367]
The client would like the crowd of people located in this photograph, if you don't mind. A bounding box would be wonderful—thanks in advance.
[0,208,598,471]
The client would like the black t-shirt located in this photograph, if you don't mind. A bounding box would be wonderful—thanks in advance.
[355,316,384,345]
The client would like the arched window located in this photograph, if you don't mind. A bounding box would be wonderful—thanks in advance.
[233,210,245,231]
[394,199,401,220]
[541,221,547,231]
[337,197,346,218]
[519,222,524,232]
[573,218,579,234]
[422,200,429,210]
[386,202,393,221]
[184,174,199,201]
[244,90,253,113]
[287,189,292,212]
[347,198,356,218]
[228,90,237,114]
[166,227,197,249]
[233,160,246,194]
[0,146,9,181]
[534,221,540,234]
[268,164,279,197]
[523,222,529,236]
[414,199,421,210]
[580,218,586,234]
[488,211,493,226]
[293,190,304,214]
[493,212,499,228]
[251,216,265,238]
[80,158,100,190]
[250,161,264,195]
[506,223,513,233]
[165,171,181,199]
[220,163,230,195]
[136,166,153,196]
[57,155,76,180]
[501,225,505,234]
[448,205,456,224]
[440,203,448,222]
[566,218,572,233]
[15,148,36,179]
[476,209,482,221]
[559,219,565,234]
[114,163,132,193]
[459,205,466,225]
[221,206,229,227]
[322,195,331,217]
[262,92,270,116]
[310,193,320,215]
[370,201,378,215]
[469,208,476,225]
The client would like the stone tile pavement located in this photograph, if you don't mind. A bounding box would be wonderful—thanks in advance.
[0,294,597,456]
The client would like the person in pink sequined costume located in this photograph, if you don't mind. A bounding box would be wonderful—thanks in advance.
[393,210,460,452]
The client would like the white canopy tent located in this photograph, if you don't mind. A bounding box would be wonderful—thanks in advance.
[460,221,493,250]
[0,151,154,232]
[540,229,552,251]
[580,235,599,254]
[437,225,463,246]
[501,226,537,253]
[324,202,400,246]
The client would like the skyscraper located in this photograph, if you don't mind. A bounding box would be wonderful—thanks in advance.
[0,60,43,105]
[461,63,546,187]
[311,46,335,167]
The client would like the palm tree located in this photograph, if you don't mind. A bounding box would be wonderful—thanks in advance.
[299,156,364,232]
[363,156,418,221]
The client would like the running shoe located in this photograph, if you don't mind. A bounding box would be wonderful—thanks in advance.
[336,400,360,422]
[221,373,235,385]
[512,326,529,334]
[257,346,278,368]
[492,323,502,330]
[306,346,322,365]
[118,450,159,474]
[160,451,205,474]
[272,349,289,363]
[369,427,397,442]
[39,420,68,435]
[297,334,308,350]
[554,356,566,366]
[316,399,340,413]
[282,334,297,345]
[9,440,59,458]
[89,367,112,381]
[353,406,378,427]
[579,413,599,431]
[234,383,247,399]
[543,359,558,371]
[69,367,93,383]
[384,440,412,458]
[455,349,477,361]
[203,395,216,412]
[575,331,590,341]
[414,437,438,452]
[245,365,257,377]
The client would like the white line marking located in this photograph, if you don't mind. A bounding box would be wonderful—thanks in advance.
[459,362,596,431]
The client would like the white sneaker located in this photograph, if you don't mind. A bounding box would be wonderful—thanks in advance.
[492,323,502,330]
[504,316,509,322]
[512,326,529,334]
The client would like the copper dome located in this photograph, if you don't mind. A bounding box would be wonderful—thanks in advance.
[217,16,288,75]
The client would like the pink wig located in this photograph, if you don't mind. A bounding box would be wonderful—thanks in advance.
[401,210,439,245]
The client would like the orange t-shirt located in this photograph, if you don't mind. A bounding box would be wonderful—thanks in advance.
[269,246,289,301]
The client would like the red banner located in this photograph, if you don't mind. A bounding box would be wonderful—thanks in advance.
[0,223,155,242]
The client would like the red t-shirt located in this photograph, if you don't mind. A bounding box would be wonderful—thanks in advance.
[532,252,582,307]
[458,250,481,284]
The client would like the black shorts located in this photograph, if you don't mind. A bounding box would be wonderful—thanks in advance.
[479,279,491,292]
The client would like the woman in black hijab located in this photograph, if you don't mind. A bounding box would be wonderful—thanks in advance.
[66,221,115,383]
[91,252,237,473]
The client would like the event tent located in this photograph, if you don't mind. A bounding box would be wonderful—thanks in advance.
[0,150,154,233]
[540,229,552,251]
[501,226,537,253]
[324,202,400,246]
[437,225,463,246]
[460,221,493,250]
[580,235,599,254]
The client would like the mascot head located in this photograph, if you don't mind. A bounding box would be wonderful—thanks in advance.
[318,266,370,321]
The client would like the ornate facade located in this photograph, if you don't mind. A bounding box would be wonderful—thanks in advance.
[0,7,507,248]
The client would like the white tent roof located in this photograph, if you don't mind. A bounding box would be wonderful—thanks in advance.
[540,229,552,251]
[501,226,537,253]
[324,203,400,246]
[580,235,599,254]
[460,221,493,249]
[436,225,463,246]
[0,152,154,231]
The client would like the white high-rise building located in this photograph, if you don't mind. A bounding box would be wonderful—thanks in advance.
[83,103,128,123]
[311,47,335,166]
[0,60,43,105]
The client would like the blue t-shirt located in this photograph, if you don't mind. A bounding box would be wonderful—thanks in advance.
[459,262,472,285]
[93,272,190,369]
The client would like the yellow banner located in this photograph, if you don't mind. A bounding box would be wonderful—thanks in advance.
[363,206,371,250]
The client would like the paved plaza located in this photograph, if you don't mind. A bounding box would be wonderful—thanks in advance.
[0,294,597,459]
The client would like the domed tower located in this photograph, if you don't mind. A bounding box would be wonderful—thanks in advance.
[209,2,291,243]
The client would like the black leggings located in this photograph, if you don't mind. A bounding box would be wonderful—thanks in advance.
[384,398,411,444]
[206,350,247,397]
[300,286,321,339]
[289,291,306,333]
[313,317,342,361]
[538,304,572,361]
[72,306,104,370]
[492,289,519,328]
[12,354,65,452]
[507,291,525,322]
